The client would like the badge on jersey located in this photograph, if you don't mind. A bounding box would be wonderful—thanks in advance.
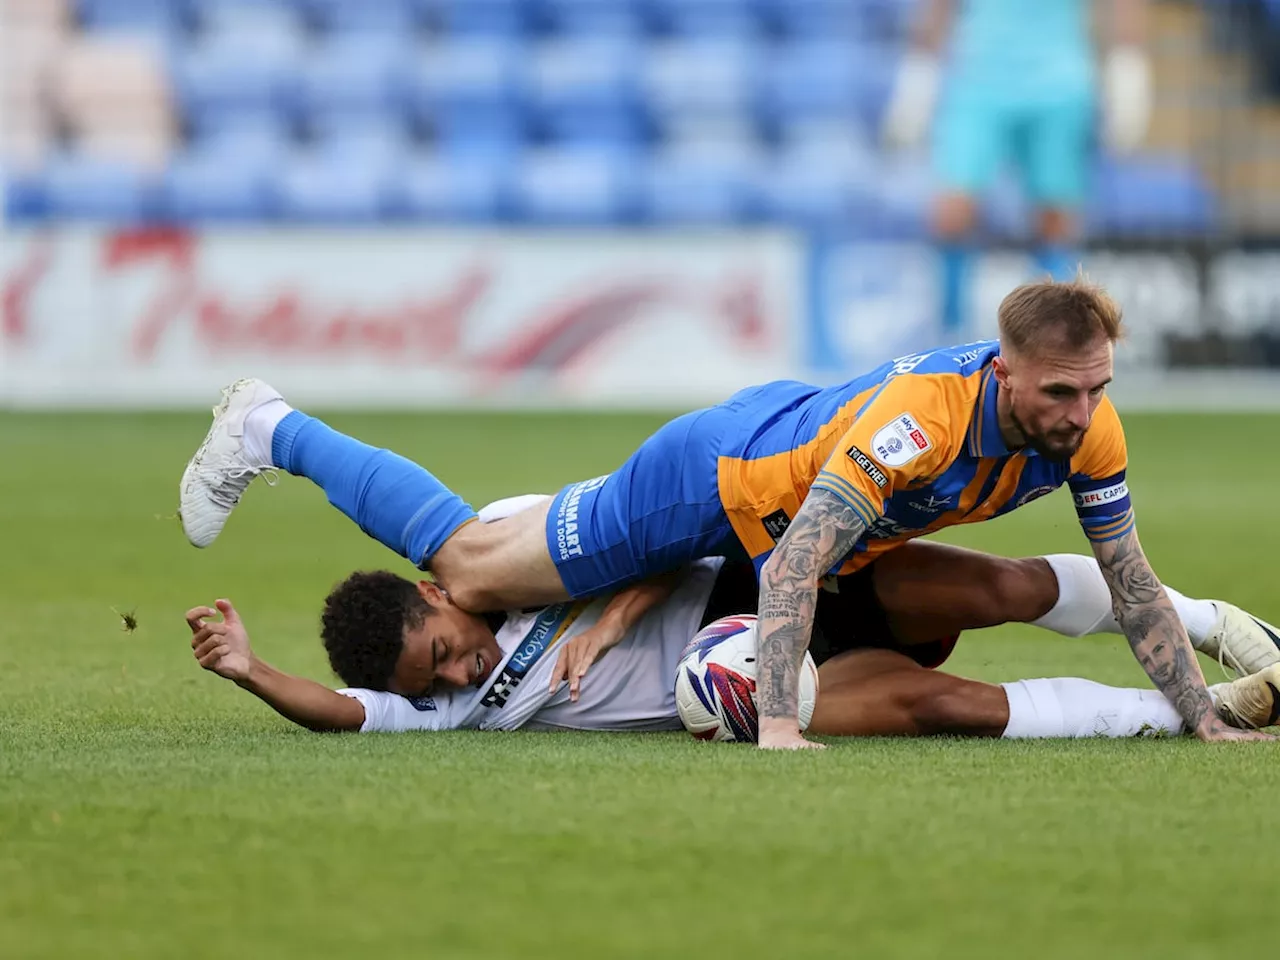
[871,413,932,467]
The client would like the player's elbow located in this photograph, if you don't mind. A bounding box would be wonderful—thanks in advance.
[759,548,820,593]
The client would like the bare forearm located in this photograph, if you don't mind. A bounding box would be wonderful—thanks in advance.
[598,568,685,639]
[237,657,366,732]
[757,490,866,722]
[1094,531,1214,731]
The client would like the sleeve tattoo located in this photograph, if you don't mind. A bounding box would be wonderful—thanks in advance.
[1092,527,1215,732]
[757,488,868,721]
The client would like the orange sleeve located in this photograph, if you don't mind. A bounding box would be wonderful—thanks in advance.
[810,374,957,529]
[1067,397,1135,543]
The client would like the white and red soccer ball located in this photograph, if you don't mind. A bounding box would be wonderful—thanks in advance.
[674,614,820,742]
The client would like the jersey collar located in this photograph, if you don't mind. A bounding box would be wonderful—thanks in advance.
[966,362,1038,459]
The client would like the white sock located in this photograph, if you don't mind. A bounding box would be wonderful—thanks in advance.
[1001,677,1186,739]
[1032,553,1219,648]
[242,398,293,467]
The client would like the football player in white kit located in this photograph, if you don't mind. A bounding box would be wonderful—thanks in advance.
[186,497,1280,740]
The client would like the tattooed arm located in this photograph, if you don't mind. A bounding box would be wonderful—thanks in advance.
[1093,527,1269,741]
[756,489,869,750]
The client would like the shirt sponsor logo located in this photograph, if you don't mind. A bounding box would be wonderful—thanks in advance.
[1016,484,1058,508]
[871,413,932,467]
[908,494,952,513]
[887,351,931,378]
[408,696,437,712]
[482,602,586,708]
[762,509,791,542]
[866,516,916,539]
[553,474,609,562]
[1073,481,1129,509]
[846,446,888,488]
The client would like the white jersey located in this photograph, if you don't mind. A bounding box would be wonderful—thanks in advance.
[339,559,721,733]
[337,494,724,733]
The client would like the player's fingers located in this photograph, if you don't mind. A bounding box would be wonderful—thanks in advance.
[548,648,569,694]
[193,636,223,660]
[216,598,240,625]
[190,625,216,648]
[190,621,227,645]
[185,606,215,632]
[197,645,228,669]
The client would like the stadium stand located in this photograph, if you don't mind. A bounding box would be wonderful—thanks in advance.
[1,0,1276,236]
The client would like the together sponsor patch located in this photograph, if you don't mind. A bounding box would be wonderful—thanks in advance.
[846,445,889,488]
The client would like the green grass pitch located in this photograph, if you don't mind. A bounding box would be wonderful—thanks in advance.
[2,409,1279,959]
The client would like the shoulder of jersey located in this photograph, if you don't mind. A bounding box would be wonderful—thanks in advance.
[885,340,1000,379]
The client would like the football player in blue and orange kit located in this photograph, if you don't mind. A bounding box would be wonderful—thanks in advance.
[179,277,1273,751]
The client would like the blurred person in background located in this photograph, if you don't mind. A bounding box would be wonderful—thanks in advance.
[883,0,1152,334]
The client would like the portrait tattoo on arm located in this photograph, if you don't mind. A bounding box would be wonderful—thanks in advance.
[1092,527,1214,731]
[756,488,868,721]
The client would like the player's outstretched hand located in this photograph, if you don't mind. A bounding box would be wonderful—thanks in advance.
[757,718,826,751]
[547,619,626,702]
[1195,717,1275,742]
[186,599,253,684]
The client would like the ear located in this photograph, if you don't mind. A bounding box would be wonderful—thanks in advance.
[417,580,452,608]
[992,354,1011,388]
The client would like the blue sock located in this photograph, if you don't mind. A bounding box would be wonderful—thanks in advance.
[271,411,476,567]
[1034,245,1078,281]
[940,243,969,334]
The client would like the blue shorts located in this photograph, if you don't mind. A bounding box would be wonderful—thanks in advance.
[933,84,1096,207]
[545,405,747,598]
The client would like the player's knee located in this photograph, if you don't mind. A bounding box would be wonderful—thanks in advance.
[984,557,1055,624]
[907,684,997,736]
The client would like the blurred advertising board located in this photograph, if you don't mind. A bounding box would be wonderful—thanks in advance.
[0,227,804,408]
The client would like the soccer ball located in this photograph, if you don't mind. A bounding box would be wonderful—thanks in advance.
[674,614,820,742]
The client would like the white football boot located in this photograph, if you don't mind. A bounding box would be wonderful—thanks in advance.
[1199,602,1280,678]
[178,378,282,548]
[1211,663,1280,729]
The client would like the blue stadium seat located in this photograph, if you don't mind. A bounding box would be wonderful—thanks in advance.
[163,148,276,220]
[760,41,870,127]
[640,142,761,223]
[78,0,185,34]
[430,0,527,37]
[300,0,417,33]
[643,40,759,129]
[172,29,302,134]
[275,147,398,221]
[41,154,161,221]
[393,155,509,221]
[756,142,878,229]
[511,147,638,223]
[761,0,869,39]
[293,35,414,126]
[187,0,304,33]
[409,38,525,149]
[645,0,759,38]
[310,115,412,169]
[1089,155,1218,237]
[527,39,645,147]
[535,0,643,38]
[187,115,293,164]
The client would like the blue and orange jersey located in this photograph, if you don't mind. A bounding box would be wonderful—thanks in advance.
[716,341,1133,575]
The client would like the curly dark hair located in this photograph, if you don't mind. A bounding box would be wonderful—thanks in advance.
[320,570,431,689]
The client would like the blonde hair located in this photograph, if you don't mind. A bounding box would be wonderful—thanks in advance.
[997,273,1124,355]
